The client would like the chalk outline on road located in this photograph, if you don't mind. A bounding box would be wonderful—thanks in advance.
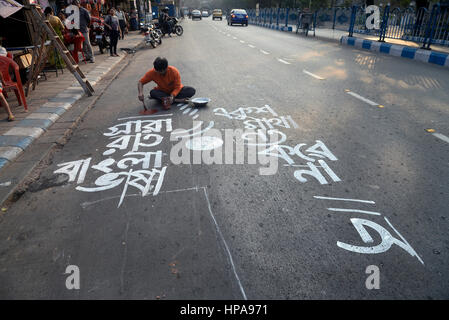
[80,186,248,299]
[118,114,173,121]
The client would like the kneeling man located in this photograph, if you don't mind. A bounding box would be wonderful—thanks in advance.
[138,57,196,113]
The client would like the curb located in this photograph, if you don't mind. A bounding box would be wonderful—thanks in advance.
[249,21,293,32]
[0,40,143,173]
[340,36,449,68]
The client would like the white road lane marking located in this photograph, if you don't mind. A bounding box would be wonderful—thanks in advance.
[327,208,381,216]
[303,69,325,80]
[118,114,173,120]
[260,49,270,54]
[314,196,375,204]
[248,44,255,48]
[432,133,449,144]
[346,91,380,106]
[277,58,291,65]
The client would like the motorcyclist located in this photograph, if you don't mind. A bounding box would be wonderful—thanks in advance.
[159,7,172,35]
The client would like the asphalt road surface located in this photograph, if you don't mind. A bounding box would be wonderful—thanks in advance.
[0,17,448,299]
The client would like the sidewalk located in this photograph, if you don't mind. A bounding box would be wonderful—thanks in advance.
[249,21,449,66]
[250,20,449,55]
[0,31,144,172]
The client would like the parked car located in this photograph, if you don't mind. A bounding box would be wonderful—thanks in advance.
[227,9,248,26]
[212,9,222,20]
[192,9,202,20]
[202,10,209,17]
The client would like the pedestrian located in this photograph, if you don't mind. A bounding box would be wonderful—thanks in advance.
[103,8,121,57]
[0,76,15,121]
[72,0,94,63]
[58,6,66,23]
[58,10,66,24]
[137,57,196,114]
[116,6,127,40]
[129,8,138,31]
[44,7,66,67]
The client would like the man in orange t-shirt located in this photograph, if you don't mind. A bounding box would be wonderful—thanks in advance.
[138,57,196,111]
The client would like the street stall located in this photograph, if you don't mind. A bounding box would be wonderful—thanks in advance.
[0,0,93,96]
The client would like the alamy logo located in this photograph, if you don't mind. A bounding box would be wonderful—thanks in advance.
[64,5,80,30]
[365,5,380,30]
[365,265,380,290]
[65,265,80,290]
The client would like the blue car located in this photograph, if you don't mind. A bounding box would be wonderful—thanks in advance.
[227,9,248,26]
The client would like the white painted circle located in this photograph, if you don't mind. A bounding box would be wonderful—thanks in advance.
[186,136,223,151]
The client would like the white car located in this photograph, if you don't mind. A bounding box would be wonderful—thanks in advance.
[202,11,208,17]
[191,9,202,20]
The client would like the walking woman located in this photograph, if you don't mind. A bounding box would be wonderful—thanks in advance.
[103,8,121,57]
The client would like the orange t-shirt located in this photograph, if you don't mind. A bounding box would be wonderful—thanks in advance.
[139,66,184,97]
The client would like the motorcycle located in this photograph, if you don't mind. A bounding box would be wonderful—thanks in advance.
[155,17,183,37]
[142,23,162,48]
[89,16,109,54]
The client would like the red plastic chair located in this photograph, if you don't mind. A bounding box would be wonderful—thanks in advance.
[64,32,86,64]
[0,56,28,111]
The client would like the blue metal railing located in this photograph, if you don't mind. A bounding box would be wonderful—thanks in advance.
[247,6,353,32]
[247,4,448,49]
[348,3,449,48]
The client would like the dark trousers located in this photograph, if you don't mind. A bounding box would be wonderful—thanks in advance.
[119,20,126,39]
[130,18,138,30]
[109,30,119,55]
[150,86,196,101]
